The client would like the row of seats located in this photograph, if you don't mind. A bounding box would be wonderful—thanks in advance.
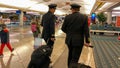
[90,24,120,31]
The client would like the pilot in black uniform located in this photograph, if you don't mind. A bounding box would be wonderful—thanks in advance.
[61,3,90,67]
[41,4,57,48]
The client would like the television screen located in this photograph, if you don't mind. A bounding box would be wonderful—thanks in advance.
[16,10,21,14]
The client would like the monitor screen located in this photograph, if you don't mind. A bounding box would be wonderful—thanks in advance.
[16,10,21,14]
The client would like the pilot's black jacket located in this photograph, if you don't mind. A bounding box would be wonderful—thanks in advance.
[61,12,90,66]
[62,12,90,46]
[41,11,56,45]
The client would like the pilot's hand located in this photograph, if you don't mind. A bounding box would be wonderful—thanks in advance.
[84,43,93,48]
[51,38,56,41]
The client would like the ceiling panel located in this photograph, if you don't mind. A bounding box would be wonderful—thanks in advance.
[0,0,96,15]
[30,0,96,14]
[97,0,120,2]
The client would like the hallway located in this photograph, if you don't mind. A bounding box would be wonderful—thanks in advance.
[0,25,95,68]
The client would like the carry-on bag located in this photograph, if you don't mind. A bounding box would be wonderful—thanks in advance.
[69,44,93,68]
[28,45,52,68]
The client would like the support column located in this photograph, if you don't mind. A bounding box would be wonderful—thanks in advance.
[107,11,112,24]
[40,14,42,23]
[19,11,24,38]
[19,11,24,26]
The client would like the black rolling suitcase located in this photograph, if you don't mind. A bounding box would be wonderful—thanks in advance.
[28,45,52,68]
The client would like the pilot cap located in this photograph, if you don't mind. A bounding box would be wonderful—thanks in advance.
[48,4,57,9]
[70,3,81,9]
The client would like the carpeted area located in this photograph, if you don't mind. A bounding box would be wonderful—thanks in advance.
[91,35,120,68]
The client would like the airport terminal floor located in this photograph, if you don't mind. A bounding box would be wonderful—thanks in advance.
[0,24,120,68]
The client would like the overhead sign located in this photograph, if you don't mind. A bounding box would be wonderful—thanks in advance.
[16,10,21,14]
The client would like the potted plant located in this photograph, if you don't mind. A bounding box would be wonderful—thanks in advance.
[97,12,107,35]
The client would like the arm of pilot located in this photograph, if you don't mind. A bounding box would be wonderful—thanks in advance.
[61,16,68,33]
[50,15,55,38]
[83,15,90,44]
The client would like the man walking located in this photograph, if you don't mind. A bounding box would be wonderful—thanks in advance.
[41,4,57,49]
[61,3,90,67]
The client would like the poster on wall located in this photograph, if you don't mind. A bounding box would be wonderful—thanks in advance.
[116,16,120,27]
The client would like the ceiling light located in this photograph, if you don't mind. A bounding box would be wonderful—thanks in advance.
[112,12,120,14]
[0,7,17,10]
[55,10,66,15]
[99,2,112,10]
[29,4,48,12]
[83,0,96,14]
[0,7,17,12]
[0,0,37,8]
[113,6,120,10]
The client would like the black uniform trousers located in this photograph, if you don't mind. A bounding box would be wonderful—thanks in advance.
[44,37,54,56]
[44,37,54,48]
[67,45,83,67]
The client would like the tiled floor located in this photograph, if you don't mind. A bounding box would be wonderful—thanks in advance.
[0,25,95,68]
[0,26,34,68]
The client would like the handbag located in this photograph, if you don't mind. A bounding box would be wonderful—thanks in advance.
[34,37,46,49]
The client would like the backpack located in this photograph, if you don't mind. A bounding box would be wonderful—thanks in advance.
[31,24,37,32]
[32,45,52,57]
[28,45,52,68]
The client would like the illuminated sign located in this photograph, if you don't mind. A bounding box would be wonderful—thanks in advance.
[91,13,96,23]
[16,10,21,14]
